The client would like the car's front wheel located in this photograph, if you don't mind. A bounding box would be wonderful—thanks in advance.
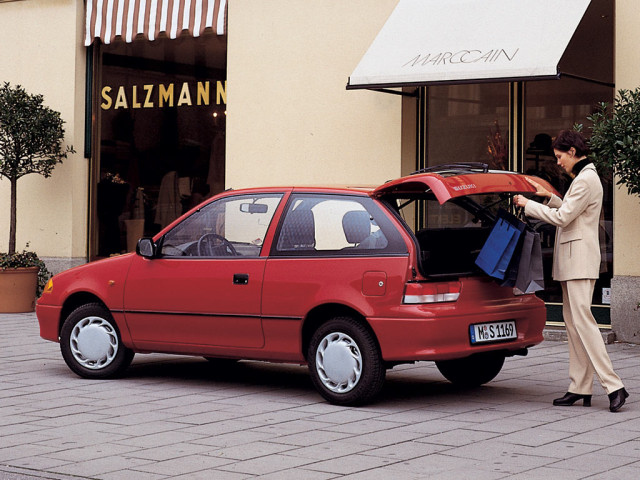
[308,316,385,406]
[60,303,134,379]
[436,352,505,387]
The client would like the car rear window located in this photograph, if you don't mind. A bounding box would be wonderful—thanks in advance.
[390,193,509,233]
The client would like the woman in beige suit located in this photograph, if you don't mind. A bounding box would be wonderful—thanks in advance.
[514,130,628,412]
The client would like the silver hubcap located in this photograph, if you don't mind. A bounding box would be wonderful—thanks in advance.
[70,316,118,369]
[316,332,362,393]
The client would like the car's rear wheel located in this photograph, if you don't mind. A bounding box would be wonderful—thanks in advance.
[60,303,134,379]
[308,316,385,406]
[436,352,505,387]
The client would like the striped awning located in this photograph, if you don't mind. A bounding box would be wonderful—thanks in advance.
[84,0,227,46]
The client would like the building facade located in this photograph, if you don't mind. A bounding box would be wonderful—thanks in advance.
[1,0,639,340]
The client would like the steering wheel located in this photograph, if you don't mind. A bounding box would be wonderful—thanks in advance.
[197,233,238,256]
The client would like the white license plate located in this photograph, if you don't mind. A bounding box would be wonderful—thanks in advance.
[470,321,517,344]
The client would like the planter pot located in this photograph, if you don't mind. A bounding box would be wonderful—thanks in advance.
[0,266,39,313]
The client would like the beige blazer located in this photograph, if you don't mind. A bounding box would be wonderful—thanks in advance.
[524,163,602,281]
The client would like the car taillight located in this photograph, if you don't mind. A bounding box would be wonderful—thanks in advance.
[403,281,461,304]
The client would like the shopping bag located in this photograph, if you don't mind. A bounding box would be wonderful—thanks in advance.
[515,230,545,293]
[500,234,524,287]
[475,209,527,280]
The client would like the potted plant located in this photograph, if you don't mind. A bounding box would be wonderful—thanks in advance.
[586,88,640,198]
[0,82,74,312]
[580,88,640,336]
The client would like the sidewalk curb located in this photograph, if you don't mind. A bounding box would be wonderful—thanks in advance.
[543,326,616,344]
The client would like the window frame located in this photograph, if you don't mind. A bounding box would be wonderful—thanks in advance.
[158,192,284,259]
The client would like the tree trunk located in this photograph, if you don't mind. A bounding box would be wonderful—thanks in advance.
[9,176,17,255]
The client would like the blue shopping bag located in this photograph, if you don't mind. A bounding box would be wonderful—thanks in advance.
[475,209,527,280]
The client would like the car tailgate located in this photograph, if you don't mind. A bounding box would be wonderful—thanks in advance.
[373,171,558,204]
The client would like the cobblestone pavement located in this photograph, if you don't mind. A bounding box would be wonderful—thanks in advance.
[1,312,639,480]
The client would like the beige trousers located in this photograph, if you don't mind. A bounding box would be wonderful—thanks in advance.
[562,279,624,395]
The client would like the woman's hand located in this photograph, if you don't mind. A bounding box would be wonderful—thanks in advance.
[525,177,552,198]
[513,194,528,207]
[514,177,552,208]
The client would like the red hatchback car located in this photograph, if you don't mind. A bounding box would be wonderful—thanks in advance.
[37,164,555,405]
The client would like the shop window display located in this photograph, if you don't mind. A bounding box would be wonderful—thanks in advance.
[523,0,613,314]
[427,83,510,170]
[95,34,226,258]
[524,77,614,315]
[422,79,613,321]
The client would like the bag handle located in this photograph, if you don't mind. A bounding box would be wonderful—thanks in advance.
[514,206,535,230]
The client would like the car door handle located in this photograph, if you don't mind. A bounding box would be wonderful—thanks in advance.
[233,273,249,285]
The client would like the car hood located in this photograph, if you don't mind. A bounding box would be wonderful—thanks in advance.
[373,171,559,205]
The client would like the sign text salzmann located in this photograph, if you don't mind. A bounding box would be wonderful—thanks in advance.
[101,81,226,110]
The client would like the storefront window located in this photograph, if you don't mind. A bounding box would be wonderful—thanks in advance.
[523,0,614,319]
[94,34,226,258]
[524,77,614,317]
[427,83,509,169]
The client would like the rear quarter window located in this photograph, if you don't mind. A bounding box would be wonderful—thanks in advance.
[272,194,407,256]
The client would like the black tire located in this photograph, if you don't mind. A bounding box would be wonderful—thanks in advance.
[307,316,385,406]
[60,303,134,379]
[436,352,505,388]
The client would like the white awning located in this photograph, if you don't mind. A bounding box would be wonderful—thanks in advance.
[348,0,591,89]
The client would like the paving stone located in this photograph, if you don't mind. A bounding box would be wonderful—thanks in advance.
[304,453,398,475]
[130,453,235,475]
[216,453,317,475]
[358,439,450,461]
[49,454,154,477]
[549,451,638,474]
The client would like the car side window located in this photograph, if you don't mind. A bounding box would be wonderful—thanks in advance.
[273,194,407,256]
[160,193,283,257]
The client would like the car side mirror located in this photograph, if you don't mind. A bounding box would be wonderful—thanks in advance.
[136,237,157,258]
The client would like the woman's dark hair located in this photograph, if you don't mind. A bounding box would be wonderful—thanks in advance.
[552,130,590,157]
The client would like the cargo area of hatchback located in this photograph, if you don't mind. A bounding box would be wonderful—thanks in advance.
[373,164,559,279]
[386,193,506,278]
[416,225,493,277]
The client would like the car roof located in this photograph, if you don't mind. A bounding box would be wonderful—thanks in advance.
[210,163,559,204]
[217,185,376,196]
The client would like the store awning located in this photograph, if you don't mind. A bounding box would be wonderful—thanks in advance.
[84,0,227,46]
[347,0,591,89]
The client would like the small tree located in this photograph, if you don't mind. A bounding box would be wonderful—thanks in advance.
[587,88,640,198]
[0,82,74,254]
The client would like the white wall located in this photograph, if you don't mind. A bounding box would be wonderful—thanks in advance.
[225,0,402,189]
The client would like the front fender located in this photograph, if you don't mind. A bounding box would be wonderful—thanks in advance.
[36,254,136,343]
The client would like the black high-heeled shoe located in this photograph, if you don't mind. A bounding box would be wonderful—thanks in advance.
[553,392,592,407]
[608,388,629,412]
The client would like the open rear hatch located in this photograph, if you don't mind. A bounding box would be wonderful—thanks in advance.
[374,164,559,278]
[374,163,557,205]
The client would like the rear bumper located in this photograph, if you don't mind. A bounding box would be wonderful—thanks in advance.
[369,297,546,362]
[36,303,62,342]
